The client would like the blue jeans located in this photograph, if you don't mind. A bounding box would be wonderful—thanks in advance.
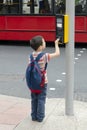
[31,84,47,121]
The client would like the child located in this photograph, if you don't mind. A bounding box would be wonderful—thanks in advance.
[29,35,60,122]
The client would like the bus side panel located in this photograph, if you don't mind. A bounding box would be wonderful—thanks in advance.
[6,16,55,30]
[0,16,56,41]
[0,31,56,41]
[75,16,86,32]
[75,16,87,43]
[75,33,87,43]
[0,16,6,30]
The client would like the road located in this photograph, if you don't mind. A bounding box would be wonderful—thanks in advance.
[0,44,87,102]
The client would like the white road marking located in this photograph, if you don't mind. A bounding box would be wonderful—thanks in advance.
[77,54,81,56]
[82,48,86,51]
[53,47,86,92]
[75,57,79,60]
[62,72,66,75]
[56,79,62,82]
[80,51,84,53]
[49,88,56,90]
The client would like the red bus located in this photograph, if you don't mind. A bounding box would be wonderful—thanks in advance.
[0,0,87,43]
[75,0,87,43]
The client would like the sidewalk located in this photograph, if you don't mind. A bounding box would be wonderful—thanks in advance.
[0,94,30,130]
[0,94,87,130]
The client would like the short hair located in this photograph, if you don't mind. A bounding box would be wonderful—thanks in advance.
[30,35,43,51]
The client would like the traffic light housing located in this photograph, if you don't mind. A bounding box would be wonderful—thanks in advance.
[56,14,69,44]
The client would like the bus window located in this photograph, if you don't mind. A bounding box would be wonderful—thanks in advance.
[23,0,51,14]
[0,0,3,10]
[0,0,52,14]
[0,0,19,14]
[82,0,87,13]
[39,0,51,14]
[75,0,87,14]
[12,0,19,14]
[55,0,87,15]
[0,0,3,14]
[23,0,39,14]
[55,0,65,14]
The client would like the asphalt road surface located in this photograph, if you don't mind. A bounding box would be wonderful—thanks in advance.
[0,43,87,102]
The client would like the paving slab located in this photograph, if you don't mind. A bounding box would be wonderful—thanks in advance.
[0,94,87,130]
[14,99,87,130]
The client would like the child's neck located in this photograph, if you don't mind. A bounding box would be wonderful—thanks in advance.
[35,46,42,52]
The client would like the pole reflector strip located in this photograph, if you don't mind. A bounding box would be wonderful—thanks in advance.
[64,15,69,43]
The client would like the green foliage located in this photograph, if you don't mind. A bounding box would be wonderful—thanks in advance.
[59,0,80,5]
[61,0,78,5]
[75,0,80,5]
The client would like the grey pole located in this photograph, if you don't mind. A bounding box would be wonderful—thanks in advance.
[65,0,75,115]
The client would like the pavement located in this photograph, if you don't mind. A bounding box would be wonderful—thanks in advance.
[0,94,87,130]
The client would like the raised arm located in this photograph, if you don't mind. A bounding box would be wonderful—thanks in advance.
[49,39,60,59]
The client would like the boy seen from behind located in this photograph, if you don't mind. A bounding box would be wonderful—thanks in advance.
[28,35,60,122]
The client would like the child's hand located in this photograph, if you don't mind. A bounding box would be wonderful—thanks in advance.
[55,38,60,44]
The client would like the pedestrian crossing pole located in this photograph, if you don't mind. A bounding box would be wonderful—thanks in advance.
[65,0,75,115]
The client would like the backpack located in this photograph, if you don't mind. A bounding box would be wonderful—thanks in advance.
[26,53,47,93]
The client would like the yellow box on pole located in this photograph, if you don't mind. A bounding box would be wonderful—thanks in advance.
[64,15,69,43]
[56,14,69,44]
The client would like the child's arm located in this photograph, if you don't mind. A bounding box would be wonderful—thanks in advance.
[49,39,60,59]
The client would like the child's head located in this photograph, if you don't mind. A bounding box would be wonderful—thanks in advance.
[30,35,45,51]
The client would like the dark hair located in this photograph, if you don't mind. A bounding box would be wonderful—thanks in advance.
[30,35,43,51]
